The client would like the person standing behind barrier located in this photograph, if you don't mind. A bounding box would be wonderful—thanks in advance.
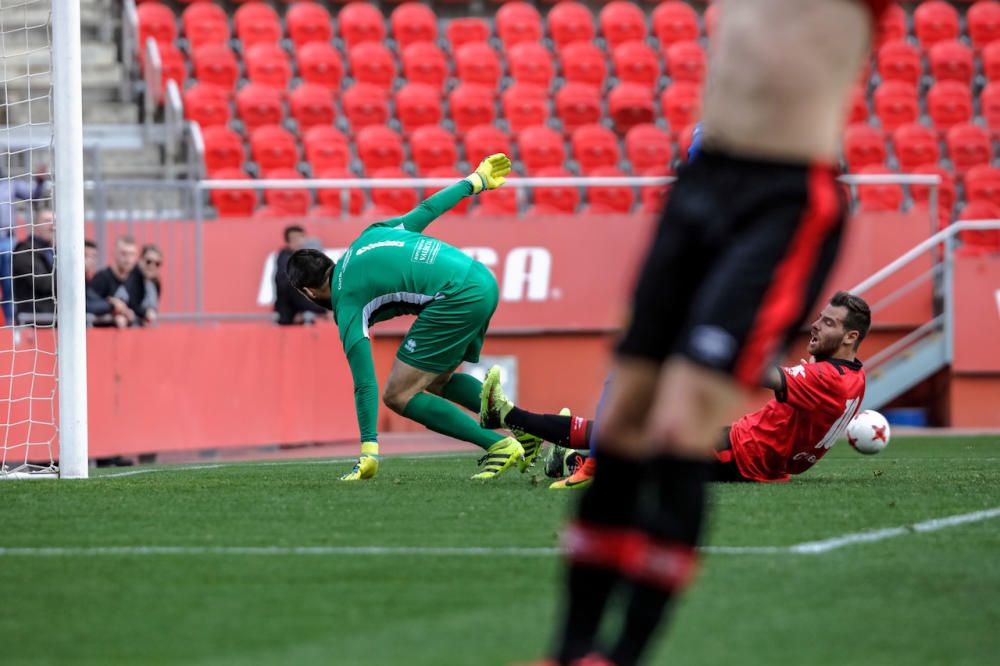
[11,206,56,326]
[89,235,148,327]
[273,225,328,325]
[138,243,163,326]
[0,167,48,325]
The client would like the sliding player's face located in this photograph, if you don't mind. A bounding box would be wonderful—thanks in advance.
[807,304,850,357]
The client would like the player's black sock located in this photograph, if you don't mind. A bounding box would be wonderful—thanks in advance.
[555,449,643,662]
[505,406,572,445]
[608,454,710,666]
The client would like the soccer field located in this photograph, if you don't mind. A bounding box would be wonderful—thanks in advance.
[2,436,998,666]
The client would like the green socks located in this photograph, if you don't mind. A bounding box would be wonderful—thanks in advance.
[439,372,484,413]
[402,392,505,450]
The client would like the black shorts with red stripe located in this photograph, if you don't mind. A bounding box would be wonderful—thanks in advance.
[617,149,847,387]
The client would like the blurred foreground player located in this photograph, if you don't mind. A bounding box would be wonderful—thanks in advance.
[287,154,540,481]
[530,1,892,664]
[483,292,870,485]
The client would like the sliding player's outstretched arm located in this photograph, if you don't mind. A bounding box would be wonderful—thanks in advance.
[341,335,382,481]
[387,153,511,234]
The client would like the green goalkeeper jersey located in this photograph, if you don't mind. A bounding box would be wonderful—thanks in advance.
[330,180,478,442]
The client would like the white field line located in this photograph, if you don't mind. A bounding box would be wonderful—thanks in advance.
[2,507,997,558]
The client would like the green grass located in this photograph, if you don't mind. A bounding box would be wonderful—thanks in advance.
[1,437,999,665]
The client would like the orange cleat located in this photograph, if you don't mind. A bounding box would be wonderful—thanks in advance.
[549,455,596,489]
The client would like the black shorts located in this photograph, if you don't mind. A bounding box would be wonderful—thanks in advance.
[710,427,751,483]
[617,149,846,386]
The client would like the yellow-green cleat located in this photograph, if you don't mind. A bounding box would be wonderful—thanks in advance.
[471,437,524,480]
[479,365,514,429]
[341,442,380,481]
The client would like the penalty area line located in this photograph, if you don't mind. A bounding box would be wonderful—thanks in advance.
[2,506,998,558]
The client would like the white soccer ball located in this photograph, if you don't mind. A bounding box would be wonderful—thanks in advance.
[847,409,891,455]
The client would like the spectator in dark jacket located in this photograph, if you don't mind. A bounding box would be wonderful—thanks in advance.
[1,167,48,324]
[275,225,327,325]
[89,235,147,327]
[84,239,122,327]
[11,206,55,325]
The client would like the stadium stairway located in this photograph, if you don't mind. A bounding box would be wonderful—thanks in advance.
[863,320,949,410]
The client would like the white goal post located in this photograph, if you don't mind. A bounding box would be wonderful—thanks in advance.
[0,0,87,479]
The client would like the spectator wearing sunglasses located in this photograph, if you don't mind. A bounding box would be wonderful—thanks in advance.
[138,243,162,326]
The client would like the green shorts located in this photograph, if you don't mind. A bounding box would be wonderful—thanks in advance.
[396,262,499,374]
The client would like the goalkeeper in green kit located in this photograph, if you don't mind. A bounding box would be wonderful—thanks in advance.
[286,154,539,481]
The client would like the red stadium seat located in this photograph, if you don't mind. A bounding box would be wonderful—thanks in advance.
[304,126,351,172]
[297,42,344,91]
[651,1,698,48]
[356,125,405,173]
[986,41,1000,84]
[609,82,655,134]
[464,125,513,166]
[508,42,554,89]
[875,3,906,46]
[445,18,490,51]
[927,81,973,131]
[877,40,922,88]
[638,167,671,215]
[339,2,386,50]
[599,1,647,50]
[349,42,396,90]
[471,186,519,217]
[547,1,595,50]
[961,165,1000,207]
[957,199,1000,255]
[517,125,566,174]
[182,2,229,50]
[342,83,390,129]
[873,81,919,132]
[929,40,974,84]
[371,168,420,216]
[263,168,311,215]
[843,124,887,171]
[586,166,634,213]
[235,83,284,131]
[855,166,903,212]
[980,82,1000,134]
[289,83,335,131]
[892,123,941,172]
[410,126,458,174]
[703,3,720,39]
[613,41,660,90]
[660,82,702,135]
[968,1,1000,51]
[913,1,960,50]
[245,43,292,90]
[502,83,549,134]
[945,123,992,176]
[201,126,245,174]
[495,1,543,47]
[846,85,869,125]
[145,44,186,96]
[316,168,367,216]
[448,84,496,135]
[401,42,449,91]
[286,2,333,49]
[908,163,956,218]
[251,125,299,172]
[210,168,257,217]
[137,2,177,49]
[390,2,437,51]
[625,123,671,172]
[571,124,620,175]
[555,82,602,133]
[559,42,607,90]
[455,42,502,89]
[184,83,230,129]
[425,168,473,214]
[234,2,282,48]
[531,167,580,214]
[192,44,239,92]
[395,83,442,134]
[665,41,706,85]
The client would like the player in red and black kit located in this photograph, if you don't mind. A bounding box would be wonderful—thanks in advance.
[513,1,895,665]
[484,291,870,484]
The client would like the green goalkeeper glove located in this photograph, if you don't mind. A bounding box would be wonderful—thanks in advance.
[465,153,512,194]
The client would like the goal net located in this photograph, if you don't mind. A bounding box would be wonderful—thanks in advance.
[1,0,87,479]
